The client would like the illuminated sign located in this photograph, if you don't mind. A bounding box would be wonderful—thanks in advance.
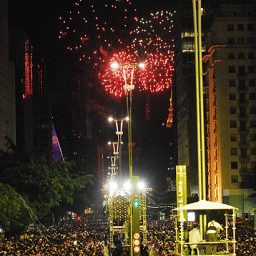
[176,165,187,221]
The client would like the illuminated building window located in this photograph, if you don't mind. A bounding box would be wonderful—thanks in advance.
[230,120,237,128]
[181,31,195,38]
[230,148,238,155]
[229,79,236,87]
[181,41,194,52]
[227,24,234,31]
[231,175,238,183]
[231,161,238,169]
[24,39,33,99]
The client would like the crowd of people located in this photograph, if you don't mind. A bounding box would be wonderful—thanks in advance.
[0,207,255,255]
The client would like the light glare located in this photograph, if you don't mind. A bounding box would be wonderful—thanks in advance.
[110,61,120,70]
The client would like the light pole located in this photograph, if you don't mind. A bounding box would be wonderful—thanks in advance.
[110,61,145,178]
[192,0,207,237]
[110,61,145,256]
[108,116,129,177]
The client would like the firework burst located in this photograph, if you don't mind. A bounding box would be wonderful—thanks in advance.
[58,0,137,67]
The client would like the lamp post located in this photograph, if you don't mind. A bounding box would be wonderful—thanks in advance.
[192,0,207,237]
[110,61,145,178]
[108,116,129,177]
[110,61,145,256]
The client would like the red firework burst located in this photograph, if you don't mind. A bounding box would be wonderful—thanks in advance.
[100,50,174,97]
[100,51,146,98]
[139,52,174,93]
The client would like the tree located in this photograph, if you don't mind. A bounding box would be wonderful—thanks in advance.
[0,183,31,233]
[1,157,92,218]
[0,138,93,231]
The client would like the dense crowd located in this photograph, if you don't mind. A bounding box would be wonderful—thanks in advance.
[0,207,255,255]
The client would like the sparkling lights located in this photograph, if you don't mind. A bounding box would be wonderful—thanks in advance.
[100,51,143,97]
[100,10,175,97]
[58,3,176,102]
[24,39,33,99]
[58,0,137,67]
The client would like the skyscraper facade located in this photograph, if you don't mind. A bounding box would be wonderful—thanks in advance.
[203,0,256,212]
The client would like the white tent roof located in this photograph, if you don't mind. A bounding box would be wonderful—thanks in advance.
[173,200,238,211]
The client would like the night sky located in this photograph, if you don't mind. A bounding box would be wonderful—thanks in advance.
[8,0,178,193]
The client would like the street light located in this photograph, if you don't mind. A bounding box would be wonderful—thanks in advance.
[109,61,145,256]
[108,116,129,144]
[109,62,145,178]
[108,116,129,178]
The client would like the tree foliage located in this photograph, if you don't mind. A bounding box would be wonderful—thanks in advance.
[0,138,93,232]
[0,183,31,233]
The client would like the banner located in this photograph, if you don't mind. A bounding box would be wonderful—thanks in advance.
[51,121,64,163]
[176,165,187,220]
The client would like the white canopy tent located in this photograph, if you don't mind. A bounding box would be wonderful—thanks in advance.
[173,200,238,211]
[172,200,238,256]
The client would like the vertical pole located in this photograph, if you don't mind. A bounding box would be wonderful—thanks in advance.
[192,0,202,201]
[197,0,206,201]
[128,90,133,178]
[123,64,136,255]
[192,0,207,238]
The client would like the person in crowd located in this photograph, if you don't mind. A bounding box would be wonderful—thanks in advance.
[0,208,255,256]
[206,219,224,254]
[188,223,201,255]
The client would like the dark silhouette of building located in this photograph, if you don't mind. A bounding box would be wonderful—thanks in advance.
[0,0,16,151]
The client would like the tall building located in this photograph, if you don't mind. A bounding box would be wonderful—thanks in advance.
[203,0,256,212]
[9,31,52,159]
[0,0,16,150]
[175,0,213,195]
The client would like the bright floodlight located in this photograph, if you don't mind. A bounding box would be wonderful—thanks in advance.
[188,211,196,222]
[125,116,129,122]
[123,180,132,192]
[138,62,145,69]
[107,141,112,145]
[138,181,146,191]
[110,61,119,70]
[108,116,114,122]
[109,180,118,193]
